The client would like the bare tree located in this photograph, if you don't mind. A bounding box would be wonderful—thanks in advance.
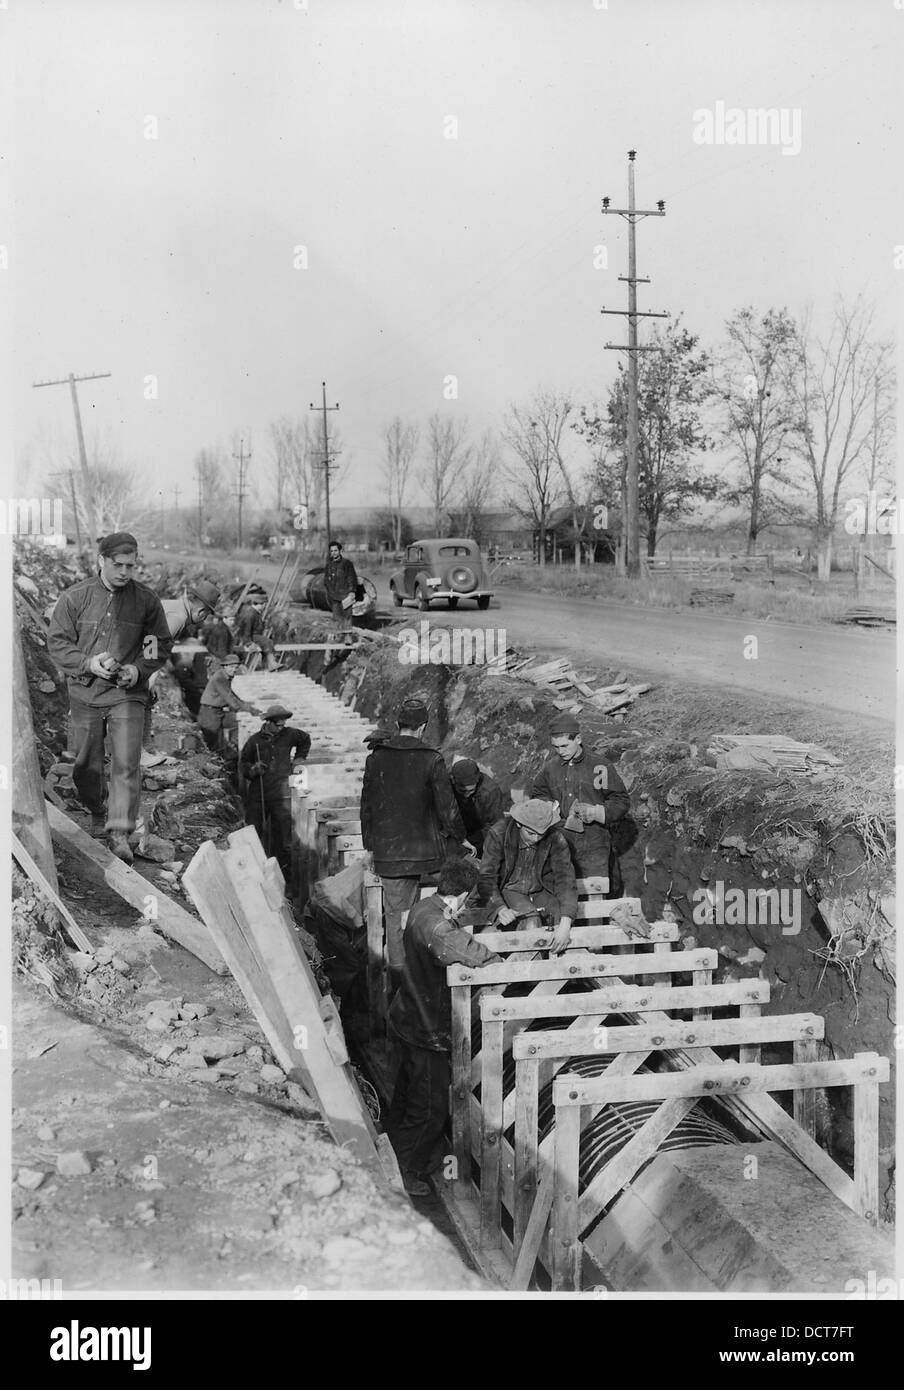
[713,307,801,554]
[192,447,225,545]
[789,297,888,580]
[420,413,471,535]
[456,428,499,542]
[269,417,319,520]
[502,396,568,566]
[381,416,419,551]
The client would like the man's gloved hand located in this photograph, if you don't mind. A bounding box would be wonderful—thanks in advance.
[115,664,140,688]
[575,802,605,824]
[88,653,119,678]
[496,905,518,926]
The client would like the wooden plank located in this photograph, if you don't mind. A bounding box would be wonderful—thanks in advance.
[853,1055,880,1225]
[479,1018,505,1248]
[482,980,770,1021]
[364,872,386,1035]
[552,1055,889,1107]
[575,1096,698,1237]
[550,1101,581,1291]
[472,921,677,954]
[739,1002,762,1064]
[793,1038,818,1136]
[692,968,712,1022]
[511,1013,825,1062]
[12,831,94,954]
[451,948,716,988]
[450,983,473,1198]
[47,801,227,973]
[513,1056,540,1255]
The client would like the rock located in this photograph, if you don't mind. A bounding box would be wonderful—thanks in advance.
[68,952,98,973]
[17,1168,47,1190]
[145,998,182,1016]
[306,1169,341,1199]
[285,1082,319,1114]
[94,948,115,965]
[322,1236,368,1263]
[111,957,131,975]
[260,1064,285,1085]
[173,1050,209,1069]
[191,1069,224,1084]
[36,1125,56,1142]
[57,1150,93,1177]
[153,1043,180,1063]
[145,1015,172,1034]
[737,947,766,965]
[215,1057,249,1076]
[277,1170,301,1189]
[179,1002,211,1020]
[236,1080,259,1096]
[246,1046,265,1065]
[719,834,749,855]
[134,834,176,863]
[189,1035,246,1061]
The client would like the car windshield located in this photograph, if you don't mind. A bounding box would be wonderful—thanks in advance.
[439,545,473,557]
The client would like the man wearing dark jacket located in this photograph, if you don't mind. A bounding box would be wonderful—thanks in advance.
[360,696,466,990]
[323,539,358,628]
[240,704,311,873]
[478,797,578,953]
[387,857,501,1196]
[531,710,631,894]
[449,757,505,857]
[47,531,173,863]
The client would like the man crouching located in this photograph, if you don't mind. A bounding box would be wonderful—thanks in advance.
[386,857,501,1198]
[477,797,577,953]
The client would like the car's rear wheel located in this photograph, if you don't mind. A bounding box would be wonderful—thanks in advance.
[477,595,491,610]
[390,583,403,607]
[416,584,431,611]
[446,563,478,593]
[448,596,459,610]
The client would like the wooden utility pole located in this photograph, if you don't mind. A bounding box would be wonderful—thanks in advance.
[32,371,111,557]
[309,382,340,546]
[233,439,251,548]
[601,152,666,577]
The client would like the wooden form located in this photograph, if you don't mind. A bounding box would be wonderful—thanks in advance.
[46,801,228,973]
[12,831,94,954]
[549,1052,889,1290]
[182,826,392,1180]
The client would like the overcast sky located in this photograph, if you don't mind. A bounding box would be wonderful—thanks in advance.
[9,0,901,515]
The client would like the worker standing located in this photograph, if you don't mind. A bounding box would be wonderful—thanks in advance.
[235,595,277,670]
[47,532,172,863]
[387,857,501,1196]
[448,757,505,857]
[239,704,312,875]
[323,539,358,629]
[360,695,466,996]
[530,711,631,894]
[197,654,264,753]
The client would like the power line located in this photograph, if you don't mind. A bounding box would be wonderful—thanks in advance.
[309,382,340,545]
[32,371,112,555]
[232,438,251,548]
[601,150,667,578]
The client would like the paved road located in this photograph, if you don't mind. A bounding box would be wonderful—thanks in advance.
[380,581,896,724]
[143,551,895,723]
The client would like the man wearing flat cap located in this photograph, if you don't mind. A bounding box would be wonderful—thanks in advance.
[477,797,578,953]
[531,710,631,894]
[448,757,505,858]
[360,694,467,994]
[240,704,312,873]
[143,577,224,748]
[47,532,173,863]
[197,654,265,753]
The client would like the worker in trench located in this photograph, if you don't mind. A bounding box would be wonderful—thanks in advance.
[46,531,173,864]
[143,578,222,751]
[386,856,502,1197]
[197,654,266,754]
[477,797,578,952]
[240,703,312,875]
[530,710,632,896]
[447,756,505,857]
[235,593,277,670]
[360,695,467,998]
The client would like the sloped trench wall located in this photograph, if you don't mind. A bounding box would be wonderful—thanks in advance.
[309,641,896,1223]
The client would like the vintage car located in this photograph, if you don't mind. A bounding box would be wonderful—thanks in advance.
[389,537,494,610]
[293,567,378,622]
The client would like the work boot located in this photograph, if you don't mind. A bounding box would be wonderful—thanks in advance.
[401,1171,432,1198]
[89,814,106,839]
[109,834,134,865]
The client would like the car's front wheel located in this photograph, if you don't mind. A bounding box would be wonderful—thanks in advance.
[390,584,403,607]
[416,584,431,611]
[477,595,491,610]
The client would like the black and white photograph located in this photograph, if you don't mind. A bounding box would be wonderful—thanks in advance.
[1,0,900,1342]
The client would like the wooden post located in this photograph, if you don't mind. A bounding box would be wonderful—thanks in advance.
[450,983,473,1197]
[853,1053,879,1225]
[479,1017,505,1248]
[793,1038,818,1138]
[364,872,386,1036]
[738,1001,762,1065]
[13,611,59,894]
[513,1055,540,1255]
[550,1097,581,1291]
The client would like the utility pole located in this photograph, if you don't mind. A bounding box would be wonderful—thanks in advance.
[601,151,667,577]
[158,490,165,547]
[309,381,340,546]
[233,438,251,548]
[32,371,112,556]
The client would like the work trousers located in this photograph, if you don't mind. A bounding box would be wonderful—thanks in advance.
[329,600,353,630]
[380,875,421,971]
[69,697,145,835]
[386,1033,451,1178]
[501,886,560,926]
[246,790,293,876]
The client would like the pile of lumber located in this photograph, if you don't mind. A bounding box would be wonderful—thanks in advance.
[510,656,652,715]
[838,606,896,629]
[706,734,842,778]
[689,588,735,606]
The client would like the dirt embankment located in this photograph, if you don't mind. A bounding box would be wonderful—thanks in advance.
[307,631,896,1221]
